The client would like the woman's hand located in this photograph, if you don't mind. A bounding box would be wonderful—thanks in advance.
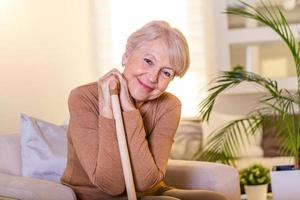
[98,69,119,119]
[98,69,135,119]
[111,70,136,112]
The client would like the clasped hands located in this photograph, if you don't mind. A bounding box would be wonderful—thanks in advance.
[98,68,136,119]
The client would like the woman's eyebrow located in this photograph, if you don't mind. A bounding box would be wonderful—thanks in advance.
[163,67,175,72]
[145,53,157,62]
[145,53,174,71]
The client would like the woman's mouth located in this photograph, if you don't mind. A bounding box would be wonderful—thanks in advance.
[137,78,154,92]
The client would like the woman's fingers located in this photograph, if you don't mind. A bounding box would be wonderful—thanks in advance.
[98,72,120,119]
[113,73,136,111]
[99,68,135,112]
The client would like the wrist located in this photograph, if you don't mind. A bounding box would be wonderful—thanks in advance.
[122,103,136,112]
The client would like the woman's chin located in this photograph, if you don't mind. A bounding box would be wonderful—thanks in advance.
[133,94,162,103]
[129,88,162,102]
[131,94,147,103]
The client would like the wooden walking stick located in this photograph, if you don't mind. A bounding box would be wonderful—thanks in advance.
[109,81,137,200]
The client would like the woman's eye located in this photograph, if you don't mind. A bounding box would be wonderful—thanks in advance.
[161,69,174,79]
[144,58,153,65]
[163,71,171,77]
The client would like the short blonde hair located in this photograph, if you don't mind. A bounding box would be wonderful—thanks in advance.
[125,21,190,78]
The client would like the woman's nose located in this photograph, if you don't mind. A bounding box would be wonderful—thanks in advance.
[148,69,159,83]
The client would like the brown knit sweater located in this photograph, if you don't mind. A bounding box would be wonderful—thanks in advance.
[61,82,181,200]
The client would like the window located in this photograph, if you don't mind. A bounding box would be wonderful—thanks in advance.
[93,0,210,117]
[212,0,300,93]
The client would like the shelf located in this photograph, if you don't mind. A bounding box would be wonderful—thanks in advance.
[228,23,300,44]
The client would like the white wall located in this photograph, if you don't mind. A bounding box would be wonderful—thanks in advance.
[94,0,213,118]
[0,0,97,133]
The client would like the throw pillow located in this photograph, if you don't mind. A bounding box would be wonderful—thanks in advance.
[20,113,68,182]
[170,119,202,160]
[262,115,291,157]
[201,111,263,158]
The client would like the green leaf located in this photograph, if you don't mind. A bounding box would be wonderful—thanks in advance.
[196,0,300,167]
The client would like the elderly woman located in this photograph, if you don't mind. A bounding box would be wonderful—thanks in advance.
[61,21,227,200]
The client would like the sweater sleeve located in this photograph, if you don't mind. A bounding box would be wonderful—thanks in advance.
[67,88,125,195]
[122,98,181,192]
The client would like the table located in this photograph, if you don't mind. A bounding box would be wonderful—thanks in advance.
[241,193,273,200]
[0,197,19,200]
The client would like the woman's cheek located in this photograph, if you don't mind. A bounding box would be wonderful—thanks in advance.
[158,82,169,92]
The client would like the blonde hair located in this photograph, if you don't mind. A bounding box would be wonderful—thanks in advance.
[125,21,190,78]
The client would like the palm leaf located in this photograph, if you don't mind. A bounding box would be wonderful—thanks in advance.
[226,0,300,90]
[194,115,263,164]
[199,70,282,122]
[197,0,300,167]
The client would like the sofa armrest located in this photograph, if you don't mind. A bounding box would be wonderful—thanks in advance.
[165,159,241,200]
[0,173,76,200]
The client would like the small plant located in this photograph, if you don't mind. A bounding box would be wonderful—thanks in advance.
[232,64,244,71]
[240,164,270,186]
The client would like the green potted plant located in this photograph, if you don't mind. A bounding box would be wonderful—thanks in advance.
[240,164,270,200]
[195,0,300,199]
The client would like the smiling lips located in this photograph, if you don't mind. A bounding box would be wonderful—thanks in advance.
[137,78,154,92]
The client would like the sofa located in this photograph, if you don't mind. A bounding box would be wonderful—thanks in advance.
[0,114,241,200]
[175,112,293,195]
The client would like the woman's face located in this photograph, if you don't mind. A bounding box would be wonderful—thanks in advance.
[122,38,175,103]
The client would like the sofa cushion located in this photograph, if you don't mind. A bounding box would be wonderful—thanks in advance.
[0,172,76,200]
[262,124,283,157]
[170,119,202,160]
[0,134,21,176]
[20,114,67,183]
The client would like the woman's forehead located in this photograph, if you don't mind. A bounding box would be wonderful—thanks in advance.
[137,40,170,59]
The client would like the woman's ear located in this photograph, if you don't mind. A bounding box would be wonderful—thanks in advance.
[122,52,129,66]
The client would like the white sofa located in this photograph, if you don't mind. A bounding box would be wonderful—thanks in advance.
[0,133,241,200]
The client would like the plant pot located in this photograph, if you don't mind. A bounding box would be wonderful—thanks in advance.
[271,166,300,200]
[244,184,268,200]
